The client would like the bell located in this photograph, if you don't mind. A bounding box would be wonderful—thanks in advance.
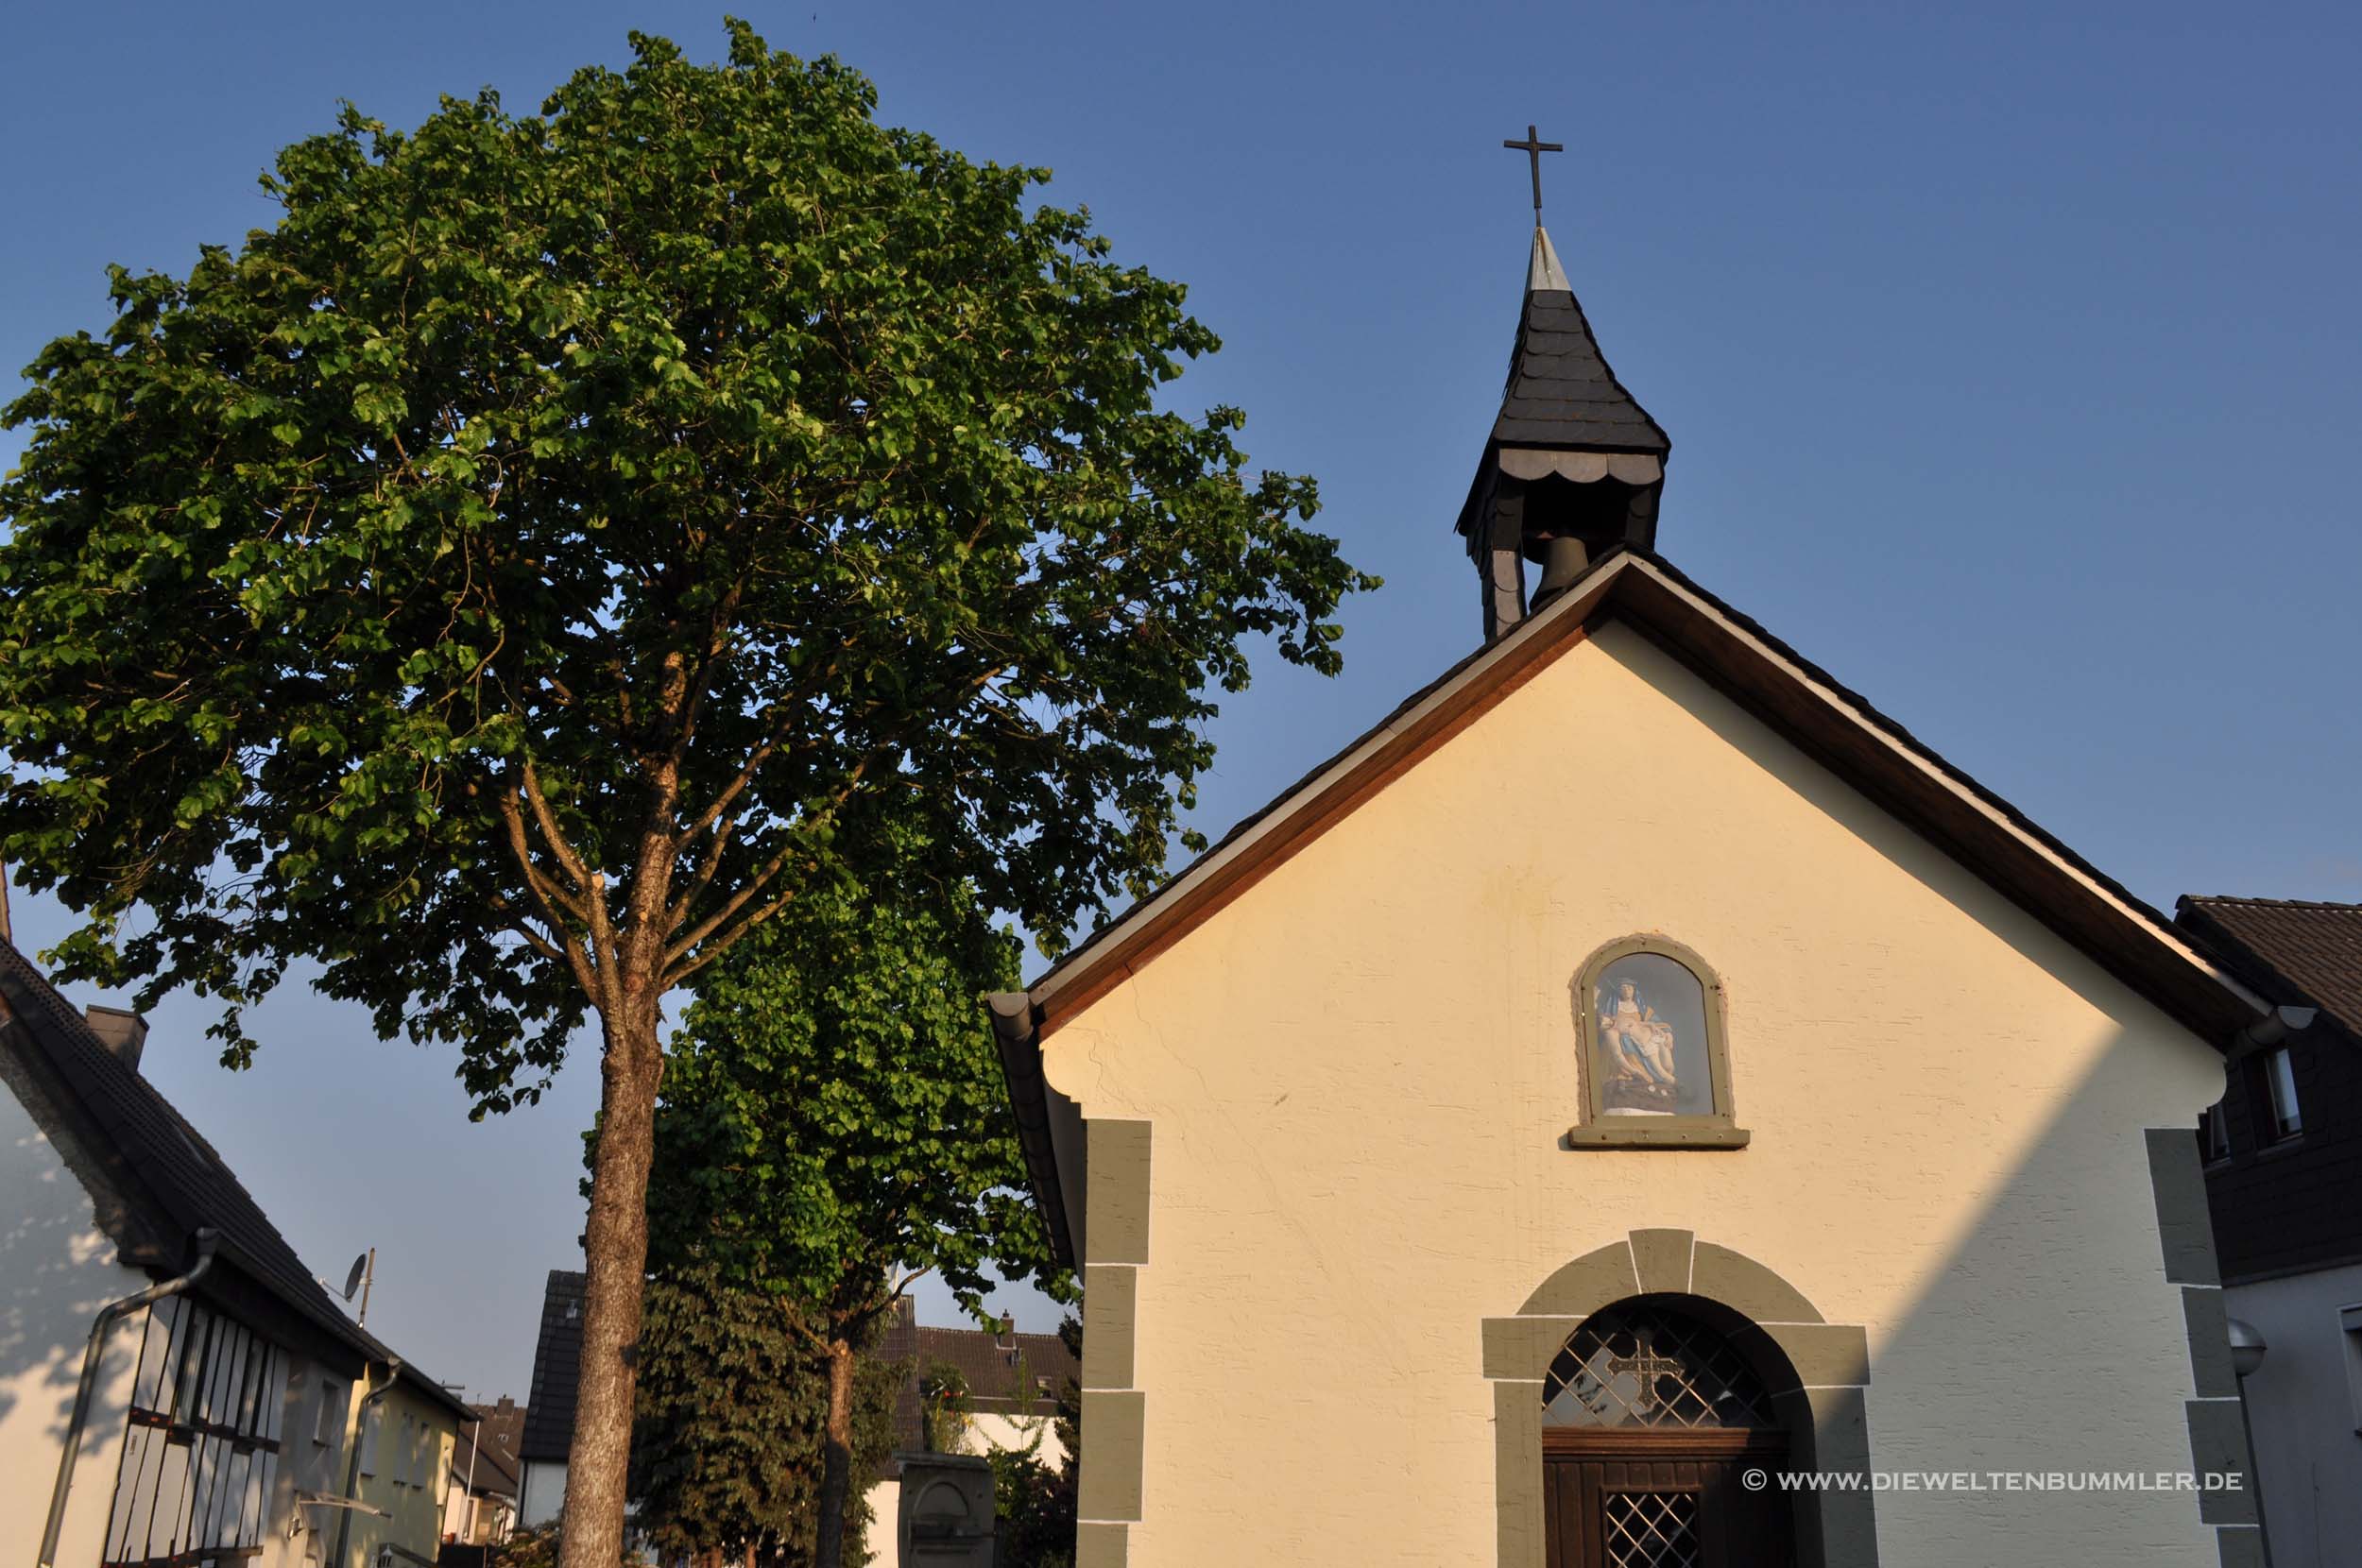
[1527,535,1591,612]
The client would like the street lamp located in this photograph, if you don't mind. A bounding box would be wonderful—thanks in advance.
[2228,1318,2267,1380]
[2226,1318,2271,1568]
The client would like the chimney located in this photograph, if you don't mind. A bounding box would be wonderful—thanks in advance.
[85,1006,149,1072]
[996,1314,1017,1348]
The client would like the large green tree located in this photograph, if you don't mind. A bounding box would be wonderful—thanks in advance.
[650,865,1059,1567]
[629,1261,899,1567]
[0,22,1374,1568]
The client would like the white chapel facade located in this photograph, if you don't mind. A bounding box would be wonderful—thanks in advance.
[991,226,2272,1568]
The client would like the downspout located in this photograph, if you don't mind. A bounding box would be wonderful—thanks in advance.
[333,1358,403,1568]
[40,1228,221,1568]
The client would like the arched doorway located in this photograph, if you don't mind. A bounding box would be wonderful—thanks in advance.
[1541,1298,1797,1568]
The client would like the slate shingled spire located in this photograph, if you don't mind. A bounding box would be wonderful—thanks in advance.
[1457,227,1669,641]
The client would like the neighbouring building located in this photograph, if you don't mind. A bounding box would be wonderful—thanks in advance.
[2174,896,2362,1568]
[865,1300,1076,1563]
[514,1271,584,1530]
[0,933,471,1568]
[440,1397,524,1545]
[512,1270,1076,1562]
[986,224,2282,1568]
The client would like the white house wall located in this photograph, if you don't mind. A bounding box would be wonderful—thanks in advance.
[0,1076,149,1568]
[1041,622,2233,1567]
[966,1410,1062,1468]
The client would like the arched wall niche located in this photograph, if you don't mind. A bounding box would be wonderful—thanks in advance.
[1568,935,1749,1150]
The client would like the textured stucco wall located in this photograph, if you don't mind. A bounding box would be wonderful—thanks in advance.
[1041,622,2230,1567]
[341,1380,457,1568]
[0,1080,148,1568]
[2226,1261,2362,1568]
[264,1349,351,1568]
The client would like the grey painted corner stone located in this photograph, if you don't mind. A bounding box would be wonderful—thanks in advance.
[1086,1119,1153,1267]
[2182,1400,2257,1525]
[2146,1128,2221,1287]
[2215,1525,2264,1568]
[2180,1287,2237,1400]
[1800,1384,1873,1476]
[1074,1522,1128,1568]
[1518,1240,1638,1318]
[1077,1389,1147,1522]
[1628,1228,1695,1294]
[1792,1385,1879,1568]
[1691,1240,1823,1324]
[1082,1264,1138,1390]
[1493,1378,1546,1568]
[1483,1317,1580,1381]
[1743,1322,1870,1392]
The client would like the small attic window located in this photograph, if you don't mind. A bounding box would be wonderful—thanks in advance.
[1567,937,1748,1150]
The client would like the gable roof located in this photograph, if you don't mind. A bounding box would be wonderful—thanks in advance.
[2176,896,2362,1040]
[995,550,2270,1265]
[518,1270,587,1462]
[1020,549,2266,1043]
[0,935,470,1419]
[454,1401,525,1499]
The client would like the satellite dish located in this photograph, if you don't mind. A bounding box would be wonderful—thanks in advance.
[342,1253,368,1302]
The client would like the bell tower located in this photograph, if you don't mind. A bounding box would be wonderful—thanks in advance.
[1457,138,1669,641]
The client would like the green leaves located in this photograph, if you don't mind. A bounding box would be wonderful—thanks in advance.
[628,1261,900,1560]
[0,21,1376,1115]
[648,863,1063,1321]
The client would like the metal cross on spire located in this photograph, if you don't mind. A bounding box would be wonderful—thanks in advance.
[1502,124,1564,219]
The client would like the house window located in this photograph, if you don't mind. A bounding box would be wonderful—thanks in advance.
[359,1403,383,1476]
[1568,936,1748,1148]
[316,1380,343,1446]
[2199,1101,2230,1162]
[2255,1048,2302,1141]
[2341,1304,2362,1435]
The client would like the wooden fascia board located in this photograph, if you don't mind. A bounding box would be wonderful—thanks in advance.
[1029,561,1623,1036]
[1027,551,2267,1050]
[1610,561,2268,1044]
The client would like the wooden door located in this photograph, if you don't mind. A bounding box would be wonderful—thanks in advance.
[1543,1431,1793,1568]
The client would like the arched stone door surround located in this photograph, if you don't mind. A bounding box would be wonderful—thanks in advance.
[1481,1230,1877,1568]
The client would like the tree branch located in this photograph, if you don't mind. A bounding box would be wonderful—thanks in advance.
[495,786,599,997]
[520,758,598,892]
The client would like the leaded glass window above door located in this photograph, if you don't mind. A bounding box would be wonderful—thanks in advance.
[1542,1302,1775,1429]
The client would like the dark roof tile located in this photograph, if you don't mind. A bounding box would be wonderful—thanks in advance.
[0,936,467,1418]
[1485,284,1669,457]
[519,1270,586,1461]
[2176,897,2362,1038]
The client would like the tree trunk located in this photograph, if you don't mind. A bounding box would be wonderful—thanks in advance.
[813,1336,858,1568]
[558,992,665,1568]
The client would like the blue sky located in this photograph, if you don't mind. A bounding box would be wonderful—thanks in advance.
[4,1,2356,1401]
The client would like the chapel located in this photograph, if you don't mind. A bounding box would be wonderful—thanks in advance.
[989,213,2273,1568]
